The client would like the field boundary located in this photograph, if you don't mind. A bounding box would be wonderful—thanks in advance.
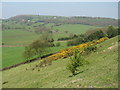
[0,52,57,71]
[0,45,28,47]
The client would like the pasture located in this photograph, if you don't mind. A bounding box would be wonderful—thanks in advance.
[2,24,98,45]
[53,24,98,34]
[2,36,118,88]
[2,30,40,45]
[2,45,70,68]
[2,23,98,68]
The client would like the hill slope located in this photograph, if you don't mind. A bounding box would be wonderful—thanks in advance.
[2,36,118,88]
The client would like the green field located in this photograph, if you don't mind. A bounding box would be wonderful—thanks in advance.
[53,24,97,34]
[2,36,118,88]
[2,30,40,45]
[2,47,25,68]
[52,24,98,40]
[2,23,98,68]
[2,24,98,45]
[2,45,71,68]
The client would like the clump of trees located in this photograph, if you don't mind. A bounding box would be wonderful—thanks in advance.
[23,39,50,60]
[107,25,118,38]
[67,26,119,46]
[86,30,106,41]
[23,33,54,60]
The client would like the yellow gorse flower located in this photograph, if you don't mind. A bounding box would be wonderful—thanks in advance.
[46,37,109,61]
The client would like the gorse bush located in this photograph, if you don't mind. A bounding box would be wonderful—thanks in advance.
[66,49,86,75]
[47,37,108,61]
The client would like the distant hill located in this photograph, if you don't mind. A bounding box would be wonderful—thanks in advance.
[8,15,118,27]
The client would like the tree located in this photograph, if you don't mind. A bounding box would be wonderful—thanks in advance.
[23,46,34,60]
[41,32,55,47]
[66,30,106,46]
[107,25,118,38]
[23,31,55,60]
[87,30,106,41]
[23,39,50,60]
[66,49,85,75]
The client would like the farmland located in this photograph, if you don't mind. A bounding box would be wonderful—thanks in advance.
[2,15,118,88]
[2,36,118,88]
[2,46,71,68]
[2,30,39,45]
[2,22,98,68]
[2,24,97,45]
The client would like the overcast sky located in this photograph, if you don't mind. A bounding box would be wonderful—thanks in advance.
[2,2,118,19]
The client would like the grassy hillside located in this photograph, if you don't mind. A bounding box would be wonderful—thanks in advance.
[2,36,118,88]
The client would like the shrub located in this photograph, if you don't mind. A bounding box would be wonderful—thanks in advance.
[66,49,85,75]
[84,45,97,52]
[67,63,77,75]
[119,39,120,42]
[83,45,97,55]
[36,58,52,68]
[67,40,76,46]
[2,43,4,45]
[58,37,71,41]
[87,30,106,41]
[48,37,108,61]
[48,43,55,47]
[56,42,61,47]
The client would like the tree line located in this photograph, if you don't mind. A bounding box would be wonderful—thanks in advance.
[67,26,119,46]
